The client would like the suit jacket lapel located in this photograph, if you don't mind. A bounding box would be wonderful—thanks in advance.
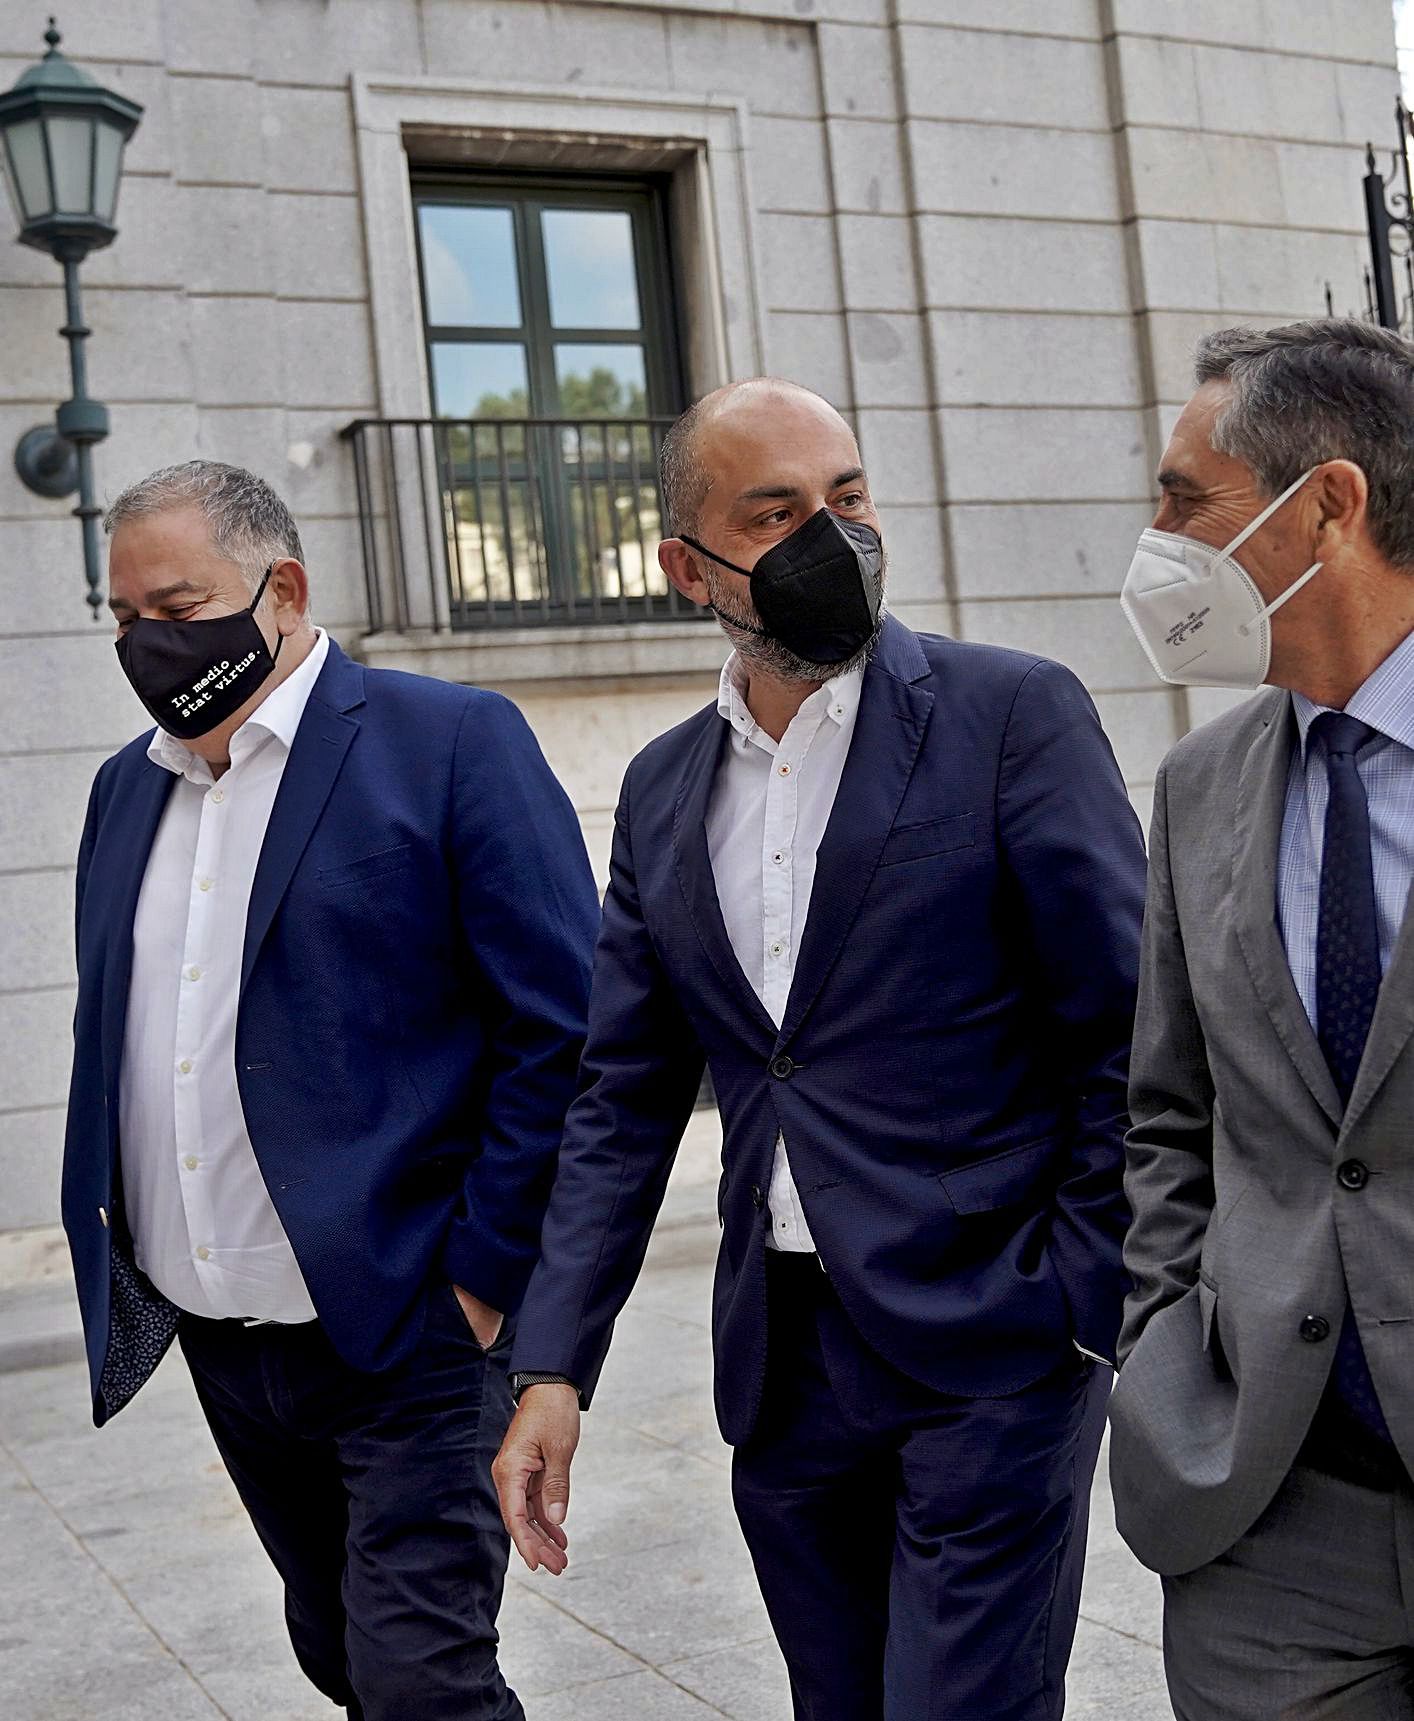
[777,621,933,1047]
[672,710,778,1044]
[1231,692,1342,1127]
[241,647,363,993]
[100,758,177,1103]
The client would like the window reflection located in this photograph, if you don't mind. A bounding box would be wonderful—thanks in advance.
[542,208,641,330]
[419,205,521,328]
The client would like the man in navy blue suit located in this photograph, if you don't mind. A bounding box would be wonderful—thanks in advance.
[495,381,1148,1718]
[63,461,600,1719]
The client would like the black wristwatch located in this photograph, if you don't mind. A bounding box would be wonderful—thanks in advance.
[510,1371,580,1404]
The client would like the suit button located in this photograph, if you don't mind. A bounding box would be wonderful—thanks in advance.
[1337,1159,1369,1191]
[1300,1315,1331,1343]
[770,1055,795,1079]
[751,1185,765,1209]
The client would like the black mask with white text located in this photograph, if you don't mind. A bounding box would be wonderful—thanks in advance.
[681,508,884,666]
[115,564,284,738]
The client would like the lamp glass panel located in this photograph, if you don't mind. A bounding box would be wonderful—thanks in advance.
[92,120,123,221]
[47,115,96,214]
[2,117,53,220]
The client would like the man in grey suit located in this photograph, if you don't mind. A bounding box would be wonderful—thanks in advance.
[1111,318,1414,1719]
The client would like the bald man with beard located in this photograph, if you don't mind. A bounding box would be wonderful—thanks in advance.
[494,380,1147,1719]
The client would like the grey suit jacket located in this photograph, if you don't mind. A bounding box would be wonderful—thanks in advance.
[1108,686,1414,1577]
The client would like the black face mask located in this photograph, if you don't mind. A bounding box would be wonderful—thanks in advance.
[115,564,285,739]
[681,508,884,666]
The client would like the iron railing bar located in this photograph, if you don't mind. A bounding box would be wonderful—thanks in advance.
[350,426,382,634]
[465,424,493,624]
[651,422,681,618]
[434,419,467,630]
[524,422,550,623]
[494,420,519,612]
[626,420,650,613]
[602,422,628,620]
[576,424,603,621]
[383,422,409,633]
[343,414,678,431]
[413,423,442,633]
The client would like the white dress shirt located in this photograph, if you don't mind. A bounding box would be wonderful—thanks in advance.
[705,652,864,1252]
[119,630,330,1322]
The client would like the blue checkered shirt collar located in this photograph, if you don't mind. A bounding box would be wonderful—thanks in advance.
[1291,627,1414,756]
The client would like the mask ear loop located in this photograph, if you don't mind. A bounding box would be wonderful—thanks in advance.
[677,536,772,637]
[1218,467,1323,641]
[1237,558,1325,638]
[250,562,287,662]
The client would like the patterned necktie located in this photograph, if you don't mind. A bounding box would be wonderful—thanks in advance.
[1311,709,1390,1442]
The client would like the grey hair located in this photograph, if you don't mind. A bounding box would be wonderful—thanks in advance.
[104,461,305,589]
[1194,319,1414,570]
[659,398,712,538]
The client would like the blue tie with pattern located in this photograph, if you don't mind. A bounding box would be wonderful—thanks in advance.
[1312,709,1391,1442]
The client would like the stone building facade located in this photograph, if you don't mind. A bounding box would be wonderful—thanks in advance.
[0,0,1399,1259]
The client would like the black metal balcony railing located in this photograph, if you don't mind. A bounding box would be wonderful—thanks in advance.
[342,415,711,633]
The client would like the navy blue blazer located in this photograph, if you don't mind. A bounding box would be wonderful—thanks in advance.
[64,640,599,1424]
[512,619,1147,1444]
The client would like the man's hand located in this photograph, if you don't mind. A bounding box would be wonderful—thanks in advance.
[492,1385,580,1575]
[452,1284,504,1350]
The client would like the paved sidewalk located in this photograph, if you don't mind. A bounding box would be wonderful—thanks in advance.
[0,1119,1172,1719]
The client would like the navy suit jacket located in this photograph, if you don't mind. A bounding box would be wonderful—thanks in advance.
[512,619,1147,1445]
[64,639,599,1424]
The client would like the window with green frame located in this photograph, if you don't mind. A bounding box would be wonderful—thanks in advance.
[413,173,682,422]
[409,172,689,620]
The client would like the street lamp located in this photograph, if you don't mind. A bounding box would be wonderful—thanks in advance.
[0,18,142,616]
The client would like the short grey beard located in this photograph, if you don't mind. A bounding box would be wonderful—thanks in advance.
[704,565,884,683]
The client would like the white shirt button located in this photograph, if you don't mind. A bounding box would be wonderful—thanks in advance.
[209,788,225,804]
[834,704,845,717]
[184,1155,199,1171]
[772,851,786,865]
[770,941,785,958]
[198,878,214,892]
[778,763,791,777]
[186,966,201,982]
[195,1245,211,1261]
[178,1059,193,1075]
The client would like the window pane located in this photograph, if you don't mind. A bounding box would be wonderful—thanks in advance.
[554,344,646,417]
[419,205,521,328]
[542,209,641,330]
[430,342,528,418]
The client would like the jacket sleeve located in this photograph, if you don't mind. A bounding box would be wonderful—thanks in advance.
[510,763,706,1403]
[997,658,1148,1365]
[1116,758,1216,1364]
[438,692,601,1315]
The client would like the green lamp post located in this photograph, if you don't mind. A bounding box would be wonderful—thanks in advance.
[0,18,143,616]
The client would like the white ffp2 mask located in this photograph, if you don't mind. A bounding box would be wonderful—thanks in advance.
[1120,468,1323,689]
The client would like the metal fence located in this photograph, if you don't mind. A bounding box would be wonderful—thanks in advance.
[342,415,711,633]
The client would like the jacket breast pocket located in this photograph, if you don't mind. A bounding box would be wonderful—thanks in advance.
[317,843,413,890]
[938,1137,1055,1215]
[878,812,977,868]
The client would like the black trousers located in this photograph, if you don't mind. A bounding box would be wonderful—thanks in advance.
[179,1284,523,1721]
[732,1252,1109,1721]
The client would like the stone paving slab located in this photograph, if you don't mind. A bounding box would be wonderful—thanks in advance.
[0,1115,1173,1718]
